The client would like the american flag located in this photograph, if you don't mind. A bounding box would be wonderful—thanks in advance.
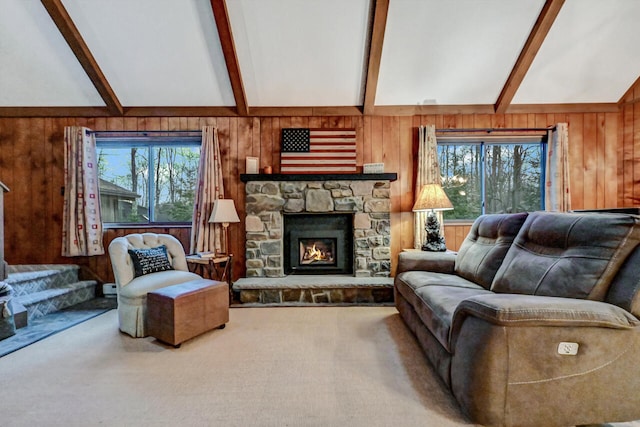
[280,128,357,174]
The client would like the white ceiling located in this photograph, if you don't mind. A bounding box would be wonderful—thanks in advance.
[0,0,639,114]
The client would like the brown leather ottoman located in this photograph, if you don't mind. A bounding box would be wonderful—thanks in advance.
[146,279,229,347]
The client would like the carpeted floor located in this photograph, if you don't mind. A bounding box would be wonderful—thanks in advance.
[0,306,638,427]
[0,297,117,358]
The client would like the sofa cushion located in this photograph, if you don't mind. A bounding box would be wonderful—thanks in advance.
[454,213,528,289]
[412,285,492,352]
[118,269,202,301]
[491,212,640,300]
[606,244,640,318]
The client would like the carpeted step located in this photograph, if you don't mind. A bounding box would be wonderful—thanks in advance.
[15,280,97,322]
[6,265,81,297]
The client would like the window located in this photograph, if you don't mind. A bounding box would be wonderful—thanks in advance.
[437,136,546,220]
[96,132,201,225]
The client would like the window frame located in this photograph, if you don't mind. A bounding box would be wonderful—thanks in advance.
[95,132,201,228]
[436,134,547,221]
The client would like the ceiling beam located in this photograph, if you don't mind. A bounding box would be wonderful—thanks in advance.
[362,0,390,116]
[210,0,249,116]
[40,0,123,116]
[494,0,565,114]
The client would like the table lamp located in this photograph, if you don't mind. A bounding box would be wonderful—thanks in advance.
[209,199,240,255]
[412,183,453,252]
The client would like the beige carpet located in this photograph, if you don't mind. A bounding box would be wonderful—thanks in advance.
[1,307,638,427]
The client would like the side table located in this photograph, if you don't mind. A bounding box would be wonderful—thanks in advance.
[186,254,233,302]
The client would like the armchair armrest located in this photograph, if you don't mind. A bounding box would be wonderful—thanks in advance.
[396,251,456,275]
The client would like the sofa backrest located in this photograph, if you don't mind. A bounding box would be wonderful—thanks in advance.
[491,212,640,301]
[454,213,529,289]
[606,244,640,317]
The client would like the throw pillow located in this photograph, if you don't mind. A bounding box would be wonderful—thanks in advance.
[128,245,174,278]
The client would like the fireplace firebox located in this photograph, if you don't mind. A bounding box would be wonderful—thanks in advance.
[284,213,353,275]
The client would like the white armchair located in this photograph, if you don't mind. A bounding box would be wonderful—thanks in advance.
[108,233,201,337]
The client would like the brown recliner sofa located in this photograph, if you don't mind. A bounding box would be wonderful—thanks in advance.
[395,211,640,427]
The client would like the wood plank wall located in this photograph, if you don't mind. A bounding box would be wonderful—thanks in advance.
[619,80,640,206]
[0,112,629,285]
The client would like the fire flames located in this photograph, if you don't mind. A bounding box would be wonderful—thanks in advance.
[301,243,333,264]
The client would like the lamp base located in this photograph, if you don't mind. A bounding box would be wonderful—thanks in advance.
[422,211,447,252]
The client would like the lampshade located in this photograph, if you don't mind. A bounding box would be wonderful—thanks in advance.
[412,184,454,212]
[208,199,240,224]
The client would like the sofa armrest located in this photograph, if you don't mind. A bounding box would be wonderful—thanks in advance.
[396,251,456,275]
[452,294,639,340]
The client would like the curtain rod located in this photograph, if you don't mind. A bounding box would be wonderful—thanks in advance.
[435,126,555,133]
[89,130,201,136]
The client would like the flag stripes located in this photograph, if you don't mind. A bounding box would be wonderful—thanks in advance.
[280,128,357,174]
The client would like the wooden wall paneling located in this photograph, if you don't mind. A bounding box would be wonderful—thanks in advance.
[259,118,273,174]
[619,107,631,206]
[443,226,455,250]
[10,119,35,263]
[32,119,47,262]
[398,116,414,252]
[186,117,200,130]
[634,101,640,204]
[473,114,491,129]
[604,112,618,207]
[595,113,606,208]
[290,116,308,129]
[567,114,584,210]
[229,117,245,279]
[0,119,15,263]
[2,110,638,283]
[362,116,372,165]
[274,117,284,173]
[582,113,598,208]
[370,116,383,164]
[382,116,401,275]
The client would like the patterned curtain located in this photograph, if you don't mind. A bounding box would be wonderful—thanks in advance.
[545,123,571,212]
[190,126,225,254]
[62,127,104,256]
[414,125,443,249]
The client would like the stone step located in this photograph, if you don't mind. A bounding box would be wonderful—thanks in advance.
[15,280,97,322]
[234,275,394,306]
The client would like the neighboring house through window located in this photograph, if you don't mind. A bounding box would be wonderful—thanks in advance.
[96,131,201,225]
[437,135,547,220]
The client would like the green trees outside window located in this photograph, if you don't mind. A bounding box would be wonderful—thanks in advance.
[96,137,200,224]
[438,140,545,220]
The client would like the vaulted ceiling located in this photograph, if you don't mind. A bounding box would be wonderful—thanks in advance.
[1,0,639,117]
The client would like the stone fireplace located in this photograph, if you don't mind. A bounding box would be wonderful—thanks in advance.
[243,174,396,279]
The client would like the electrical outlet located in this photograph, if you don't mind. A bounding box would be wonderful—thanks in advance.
[558,342,579,355]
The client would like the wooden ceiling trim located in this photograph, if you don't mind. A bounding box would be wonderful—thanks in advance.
[505,103,619,114]
[0,103,621,118]
[373,105,496,116]
[362,0,390,116]
[40,0,123,116]
[250,106,364,117]
[210,0,249,116]
[123,107,239,117]
[494,0,566,114]
[0,107,111,117]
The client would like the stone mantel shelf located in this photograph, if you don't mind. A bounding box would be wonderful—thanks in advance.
[240,173,397,183]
